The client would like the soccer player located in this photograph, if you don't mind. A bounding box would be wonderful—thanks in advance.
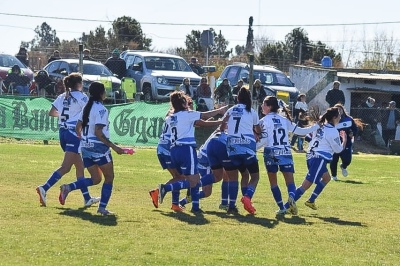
[36,73,99,207]
[284,107,347,212]
[330,104,358,181]
[258,96,319,215]
[151,91,227,213]
[223,87,261,214]
[58,82,124,215]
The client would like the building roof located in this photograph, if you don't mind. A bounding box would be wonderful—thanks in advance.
[337,71,400,81]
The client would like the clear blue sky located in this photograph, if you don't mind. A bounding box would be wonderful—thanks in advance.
[1,0,400,60]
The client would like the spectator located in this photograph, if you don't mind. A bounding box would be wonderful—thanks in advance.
[16,47,29,67]
[214,78,232,105]
[252,79,266,117]
[82,49,95,61]
[325,81,345,107]
[290,93,308,151]
[189,57,204,75]
[178,77,195,98]
[4,64,30,95]
[232,79,244,104]
[105,49,126,79]
[34,70,55,96]
[48,50,61,63]
[380,101,400,146]
[360,96,379,130]
[196,77,213,111]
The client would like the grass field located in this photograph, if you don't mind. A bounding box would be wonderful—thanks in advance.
[0,142,399,265]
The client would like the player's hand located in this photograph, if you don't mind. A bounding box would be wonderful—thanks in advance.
[113,146,125,155]
[339,130,347,141]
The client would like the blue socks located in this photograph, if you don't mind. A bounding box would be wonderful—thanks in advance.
[42,171,62,191]
[172,191,180,205]
[287,183,296,199]
[244,185,256,199]
[99,183,113,209]
[284,186,305,210]
[190,184,200,211]
[228,181,239,208]
[200,174,215,187]
[308,182,326,203]
[271,185,284,210]
[77,177,92,201]
[241,186,247,196]
[165,180,190,192]
[221,181,229,205]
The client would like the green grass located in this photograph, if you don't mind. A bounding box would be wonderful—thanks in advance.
[0,142,399,265]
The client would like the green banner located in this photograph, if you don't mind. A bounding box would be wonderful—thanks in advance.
[0,96,170,146]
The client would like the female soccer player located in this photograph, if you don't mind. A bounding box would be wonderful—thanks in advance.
[259,96,318,215]
[58,82,124,215]
[285,107,347,213]
[152,91,227,213]
[330,104,358,181]
[223,87,261,214]
[36,73,98,207]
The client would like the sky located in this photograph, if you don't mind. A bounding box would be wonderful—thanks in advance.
[1,0,400,64]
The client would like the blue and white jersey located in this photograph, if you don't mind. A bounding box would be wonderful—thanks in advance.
[52,91,88,130]
[80,101,110,155]
[307,123,344,161]
[198,130,221,166]
[258,112,319,151]
[336,116,358,148]
[225,104,259,156]
[165,110,201,147]
[157,121,171,156]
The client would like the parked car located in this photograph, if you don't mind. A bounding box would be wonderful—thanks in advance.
[216,63,299,103]
[43,59,121,95]
[121,50,202,101]
[0,53,34,81]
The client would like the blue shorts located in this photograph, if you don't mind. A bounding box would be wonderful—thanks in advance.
[229,153,258,168]
[263,147,294,173]
[305,155,329,184]
[207,139,234,169]
[198,163,211,177]
[83,151,113,168]
[157,153,176,170]
[265,163,295,174]
[170,145,199,176]
[59,128,80,153]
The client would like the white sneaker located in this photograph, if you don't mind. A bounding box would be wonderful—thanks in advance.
[36,186,46,207]
[276,209,287,215]
[84,197,101,207]
[331,176,338,181]
[340,164,348,177]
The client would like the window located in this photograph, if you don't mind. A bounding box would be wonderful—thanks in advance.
[58,61,69,75]
[226,66,240,85]
[46,61,61,74]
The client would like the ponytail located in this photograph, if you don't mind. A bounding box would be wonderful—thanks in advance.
[82,82,106,128]
[237,87,251,112]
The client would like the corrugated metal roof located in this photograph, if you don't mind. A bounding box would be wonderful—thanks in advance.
[337,72,400,81]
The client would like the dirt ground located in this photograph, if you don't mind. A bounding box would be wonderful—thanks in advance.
[352,139,390,155]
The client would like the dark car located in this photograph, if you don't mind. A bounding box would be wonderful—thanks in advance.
[216,63,299,103]
[43,59,121,95]
[0,53,34,81]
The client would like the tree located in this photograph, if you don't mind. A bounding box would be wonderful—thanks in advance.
[185,30,202,54]
[110,16,152,50]
[211,30,230,58]
[31,22,60,49]
[235,45,245,56]
[257,41,291,71]
[285,27,312,63]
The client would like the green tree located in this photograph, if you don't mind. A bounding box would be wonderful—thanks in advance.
[110,16,152,50]
[235,45,245,56]
[185,30,202,54]
[29,22,60,49]
[257,41,291,70]
[285,27,312,63]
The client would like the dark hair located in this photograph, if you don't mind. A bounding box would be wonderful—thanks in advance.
[237,87,252,112]
[263,96,292,122]
[319,107,340,124]
[63,72,82,98]
[170,91,187,113]
[334,103,350,118]
[297,93,306,101]
[11,64,21,72]
[82,82,105,128]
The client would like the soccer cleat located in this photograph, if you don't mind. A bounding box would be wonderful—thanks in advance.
[227,206,239,214]
[219,204,229,211]
[276,209,287,215]
[190,208,204,214]
[305,200,317,210]
[171,204,185,212]
[36,186,47,207]
[97,208,114,216]
[149,189,159,208]
[158,184,166,204]
[59,184,71,205]
[340,164,348,177]
[331,176,338,181]
[288,196,298,215]
[241,196,256,215]
[84,197,101,207]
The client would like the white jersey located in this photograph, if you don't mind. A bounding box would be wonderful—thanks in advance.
[52,91,88,129]
[307,123,344,160]
[80,101,110,152]
[258,112,318,150]
[165,110,201,147]
[157,121,171,156]
[224,104,259,156]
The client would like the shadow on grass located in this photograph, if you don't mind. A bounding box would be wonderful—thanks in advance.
[205,210,281,228]
[307,214,366,227]
[274,214,313,225]
[58,207,118,226]
[158,210,210,225]
[336,180,365,185]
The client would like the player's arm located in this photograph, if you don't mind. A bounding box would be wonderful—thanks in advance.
[94,124,124,155]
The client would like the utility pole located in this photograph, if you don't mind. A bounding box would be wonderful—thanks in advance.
[298,42,302,65]
[248,53,255,98]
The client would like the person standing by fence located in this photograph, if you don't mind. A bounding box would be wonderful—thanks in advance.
[325,81,345,107]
